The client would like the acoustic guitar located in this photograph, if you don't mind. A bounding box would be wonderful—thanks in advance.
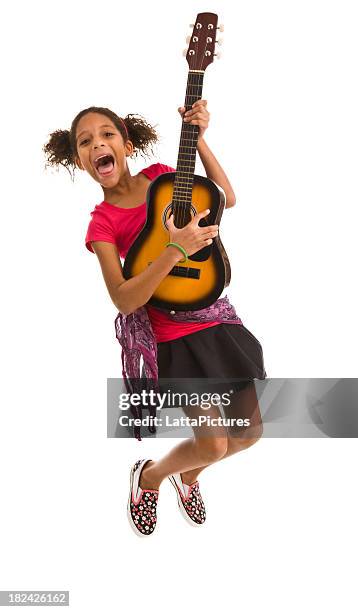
[123,12,230,312]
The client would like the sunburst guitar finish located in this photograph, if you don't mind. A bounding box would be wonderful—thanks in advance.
[123,172,231,311]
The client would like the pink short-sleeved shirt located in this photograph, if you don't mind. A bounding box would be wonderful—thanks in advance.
[85,162,222,343]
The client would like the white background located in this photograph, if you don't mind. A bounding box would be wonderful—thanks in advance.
[1,0,357,610]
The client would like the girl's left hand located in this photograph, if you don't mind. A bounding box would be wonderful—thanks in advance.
[178,99,210,141]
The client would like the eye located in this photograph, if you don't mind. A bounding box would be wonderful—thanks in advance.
[80,138,89,146]
[105,132,114,137]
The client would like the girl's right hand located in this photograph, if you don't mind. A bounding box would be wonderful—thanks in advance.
[166,209,219,257]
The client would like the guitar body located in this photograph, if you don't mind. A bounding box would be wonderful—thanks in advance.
[123,172,231,311]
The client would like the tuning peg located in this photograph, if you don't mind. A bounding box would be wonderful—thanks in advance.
[215,51,222,59]
[186,35,191,43]
[216,37,224,46]
[217,24,224,32]
[182,48,188,57]
[189,23,195,27]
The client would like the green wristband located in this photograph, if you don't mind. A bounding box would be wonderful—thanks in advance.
[165,242,188,263]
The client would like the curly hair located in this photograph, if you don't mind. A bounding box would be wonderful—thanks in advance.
[43,106,159,179]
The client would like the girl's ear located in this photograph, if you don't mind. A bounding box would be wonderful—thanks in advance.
[75,156,84,170]
[124,139,134,157]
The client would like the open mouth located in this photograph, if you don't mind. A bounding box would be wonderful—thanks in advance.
[94,154,115,176]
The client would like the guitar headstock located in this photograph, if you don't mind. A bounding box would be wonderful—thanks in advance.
[183,12,224,71]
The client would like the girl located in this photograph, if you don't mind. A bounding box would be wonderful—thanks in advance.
[44,101,267,537]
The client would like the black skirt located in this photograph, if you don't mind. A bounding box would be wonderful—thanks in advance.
[157,322,267,395]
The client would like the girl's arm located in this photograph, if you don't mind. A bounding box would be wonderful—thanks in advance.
[91,209,218,315]
[180,99,237,208]
[92,242,183,315]
[197,138,236,208]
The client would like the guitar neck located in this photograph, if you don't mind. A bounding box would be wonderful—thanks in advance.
[173,70,204,204]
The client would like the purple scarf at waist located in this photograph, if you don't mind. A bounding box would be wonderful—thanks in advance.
[114,294,243,440]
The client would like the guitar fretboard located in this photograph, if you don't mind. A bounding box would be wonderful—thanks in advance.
[173,71,204,216]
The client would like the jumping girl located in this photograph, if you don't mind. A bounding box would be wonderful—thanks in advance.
[43,101,267,536]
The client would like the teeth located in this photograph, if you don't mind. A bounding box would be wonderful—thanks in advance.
[94,154,108,163]
[94,154,114,170]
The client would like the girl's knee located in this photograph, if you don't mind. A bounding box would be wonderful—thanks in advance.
[246,421,263,444]
[195,436,228,463]
[241,432,262,450]
[229,423,263,453]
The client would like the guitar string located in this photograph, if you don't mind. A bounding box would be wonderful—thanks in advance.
[177,73,196,227]
[176,36,201,227]
[184,33,208,225]
[177,27,210,229]
[177,27,210,228]
[181,59,200,226]
[177,71,198,227]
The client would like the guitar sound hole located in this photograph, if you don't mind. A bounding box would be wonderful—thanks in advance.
[162,203,212,263]
[163,202,197,230]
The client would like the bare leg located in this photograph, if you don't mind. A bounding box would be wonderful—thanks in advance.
[180,381,263,484]
[139,403,229,490]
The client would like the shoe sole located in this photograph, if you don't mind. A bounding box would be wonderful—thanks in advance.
[168,475,205,528]
[127,464,155,538]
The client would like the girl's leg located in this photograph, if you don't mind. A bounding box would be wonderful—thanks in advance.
[180,381,263,484]
[139,403,229,490]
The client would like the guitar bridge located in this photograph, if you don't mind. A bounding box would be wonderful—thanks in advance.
[148,262,200,279]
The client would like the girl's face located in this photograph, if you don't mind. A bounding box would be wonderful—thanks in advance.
[74,112,133,187]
